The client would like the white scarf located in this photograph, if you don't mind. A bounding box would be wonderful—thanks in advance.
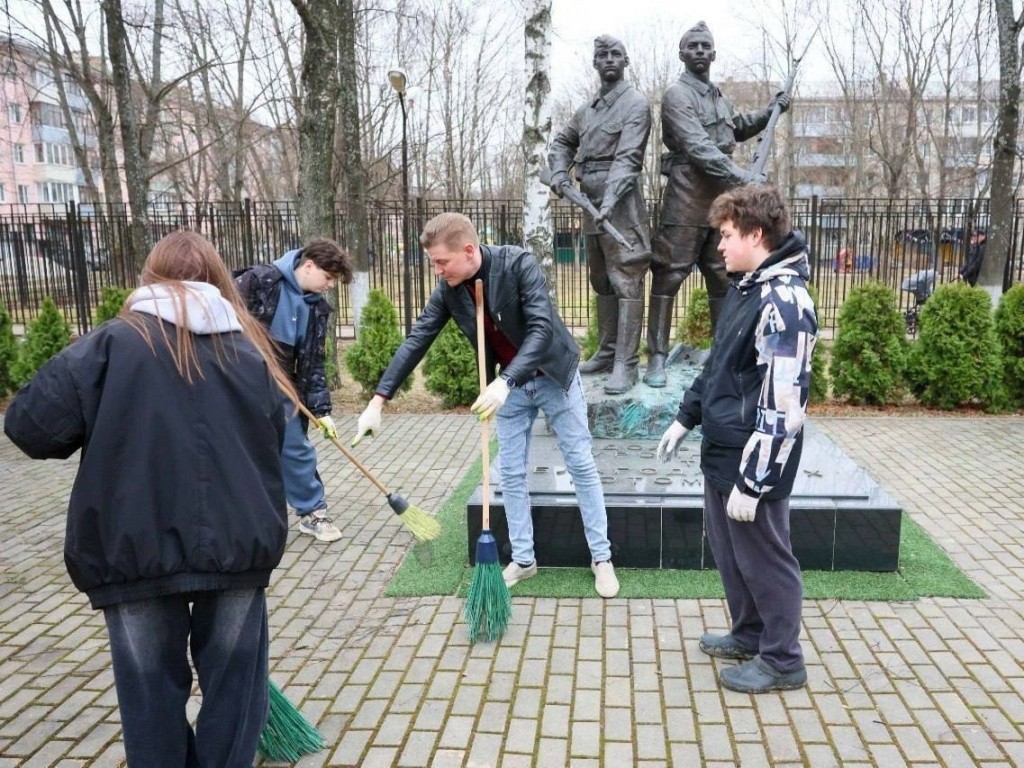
[128,281,243,335]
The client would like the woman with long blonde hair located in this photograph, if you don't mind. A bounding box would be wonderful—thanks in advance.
[6,230,296,766]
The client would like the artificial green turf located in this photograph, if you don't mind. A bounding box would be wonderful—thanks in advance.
[385,454,986,601]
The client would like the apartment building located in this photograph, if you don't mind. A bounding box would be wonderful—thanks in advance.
[0,37,100,208]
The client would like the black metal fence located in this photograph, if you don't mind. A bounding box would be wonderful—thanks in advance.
[1,197,1021,338]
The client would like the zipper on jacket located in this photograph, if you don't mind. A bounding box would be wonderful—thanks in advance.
[738,371,746,416]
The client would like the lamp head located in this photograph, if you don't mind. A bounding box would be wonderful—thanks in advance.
[388,69,407,95]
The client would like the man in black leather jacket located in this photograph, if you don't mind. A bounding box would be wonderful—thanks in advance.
[353,212,620,598]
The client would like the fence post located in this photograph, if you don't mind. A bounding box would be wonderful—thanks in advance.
[243,198,255,263]
[67,201,92,336]
[809,195,819,280]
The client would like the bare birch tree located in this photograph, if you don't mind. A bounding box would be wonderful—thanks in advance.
[523,0,554,302]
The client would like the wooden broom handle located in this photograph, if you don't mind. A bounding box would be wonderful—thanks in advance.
[296,401,391,496]
[475,279,491,530]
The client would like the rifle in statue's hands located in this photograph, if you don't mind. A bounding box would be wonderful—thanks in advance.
[539,166,634,251]
[750,28,818,177]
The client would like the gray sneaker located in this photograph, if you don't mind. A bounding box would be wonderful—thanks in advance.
[298,511,342,542]
[719,656,807,694]
[502,561,538,588]
[699,632,757,660]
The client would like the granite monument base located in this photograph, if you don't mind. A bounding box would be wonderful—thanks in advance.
[466,422,902,572]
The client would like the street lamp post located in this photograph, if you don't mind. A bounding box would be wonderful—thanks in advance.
[389,68,412,336]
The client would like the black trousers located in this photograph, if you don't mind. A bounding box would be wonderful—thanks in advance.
[103,588,269,767]
[703,484,805,673]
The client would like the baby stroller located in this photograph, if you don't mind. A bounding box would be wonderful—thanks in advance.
[901,268,935,334]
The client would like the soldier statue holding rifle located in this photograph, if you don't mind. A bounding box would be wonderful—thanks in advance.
[644,21,791,388]
[549,34,652,395]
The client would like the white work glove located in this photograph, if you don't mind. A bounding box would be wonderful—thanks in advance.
[657,421,691,462]
[727,486,759,523]
[317,414,338,440]
[470,378,510,421]
[352,402,382,446]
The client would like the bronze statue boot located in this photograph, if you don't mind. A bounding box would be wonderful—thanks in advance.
[579,293,618,374]
[604,298,643,395]
[643,294,674,388]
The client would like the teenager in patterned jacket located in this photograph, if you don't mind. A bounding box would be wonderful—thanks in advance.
[657,183,818,694]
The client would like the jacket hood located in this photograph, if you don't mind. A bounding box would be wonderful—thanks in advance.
[737,230,811,288]
[274,248,305,295]
[128,281,243,334]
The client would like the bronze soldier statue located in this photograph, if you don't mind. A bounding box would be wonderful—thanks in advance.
[645,21,789,388]
[549,34,652,394]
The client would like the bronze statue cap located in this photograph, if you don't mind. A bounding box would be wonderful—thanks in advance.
[680,21,713,48]
[594,34,626,54]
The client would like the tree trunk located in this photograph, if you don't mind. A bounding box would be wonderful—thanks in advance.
[522,0,555,307]
[983,0,1021,302]
[291,0,339,241]
[102,0,150,270]
[338,0,370,331]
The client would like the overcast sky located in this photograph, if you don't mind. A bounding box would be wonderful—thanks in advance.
[547,0,824,88]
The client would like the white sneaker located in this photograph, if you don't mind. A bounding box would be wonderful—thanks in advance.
[591,560,620,598]
[298,511,342,542]
[502,561,538,588]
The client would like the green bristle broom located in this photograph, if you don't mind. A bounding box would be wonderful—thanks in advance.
[258,680,325,761]
[299,403,441,542]
[464,279,512,643]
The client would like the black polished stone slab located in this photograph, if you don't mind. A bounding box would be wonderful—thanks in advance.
[466,422,902,571]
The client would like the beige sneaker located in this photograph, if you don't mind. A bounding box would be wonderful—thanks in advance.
[502,561,538,588]
[298,511,342,542]
[591,560,619,598]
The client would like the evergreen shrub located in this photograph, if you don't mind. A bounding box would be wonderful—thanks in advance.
[907,282,1005,410]
[10,298,71,387]
[580,296,599,360]
[345,290,410,397]
[93,286,131,325]
[0,302,18,395]
[424,320,478,408]
[830,281,907,405]
[995,284,1024,407]
[678,287,712,349]
[806,283,829,404]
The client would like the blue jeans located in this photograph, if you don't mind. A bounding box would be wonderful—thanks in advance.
[496,371,611,564]
[282,413,327,516]
[103,588,269,767]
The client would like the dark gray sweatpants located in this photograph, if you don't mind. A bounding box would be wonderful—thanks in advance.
[704,484,805,673]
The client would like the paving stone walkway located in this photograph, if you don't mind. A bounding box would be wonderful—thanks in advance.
[1,414,1023,767]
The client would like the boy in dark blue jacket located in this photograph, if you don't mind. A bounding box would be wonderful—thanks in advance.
[658,184,817,693]
[236,238,353,542]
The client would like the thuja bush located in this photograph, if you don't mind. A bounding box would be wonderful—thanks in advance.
[907,282,1005,410]
[93,286,131,325]
[10,297,71,387]
[424,319,478,408]
[806,283,829,404]
[830,281,908,405]
[580,296,599,360]
[809,339,830,404]
[0,301,18,395]
[995,284,1024,407]
[678,286,712,349]
[345,290,410,397]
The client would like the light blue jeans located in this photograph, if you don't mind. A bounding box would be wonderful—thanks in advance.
[282,413,327,515]
[495,371,611,565]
